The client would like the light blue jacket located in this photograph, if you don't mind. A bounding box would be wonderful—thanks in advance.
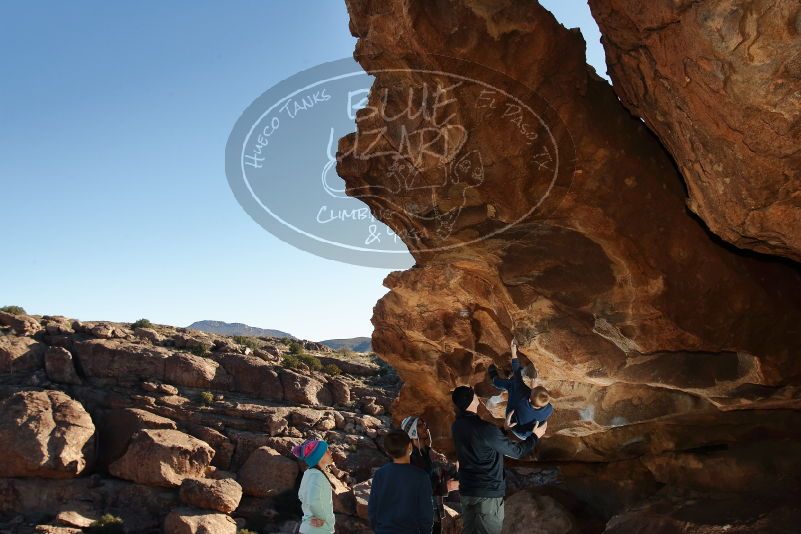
[298,467,335,534]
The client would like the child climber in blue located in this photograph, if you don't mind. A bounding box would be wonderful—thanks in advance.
[487,338,554,440]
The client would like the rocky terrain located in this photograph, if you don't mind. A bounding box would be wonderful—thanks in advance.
[0,310,401,533]
[337,0,801,532]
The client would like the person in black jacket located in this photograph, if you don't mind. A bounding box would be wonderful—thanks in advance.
[369,429,434,533]
[450,385,547,534]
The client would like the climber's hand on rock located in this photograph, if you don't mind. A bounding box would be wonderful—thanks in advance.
[510,338,518,357]
[310,518,325,528]
[505,410,517,429]
[533,420,547,439]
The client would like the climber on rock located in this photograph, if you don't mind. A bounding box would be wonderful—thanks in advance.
[487,338,554,441]
[451,385,546,534]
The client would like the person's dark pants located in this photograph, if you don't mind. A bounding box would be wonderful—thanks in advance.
[461,496,504,534]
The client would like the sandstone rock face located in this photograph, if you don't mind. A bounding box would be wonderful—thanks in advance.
[280,369,333,406]
[179,477,243,513]
[238,446,299,497]
[97,408,178,468]
[0,390,95,478]
[0,311,43,336]
[501,490,577,534]
[73,339,171,381]
[0,336,46,374]
[589,0,801,262]
[109,429,214,487]
[163,508,237,534]
[340,0,801,526]
[44,347,82,385]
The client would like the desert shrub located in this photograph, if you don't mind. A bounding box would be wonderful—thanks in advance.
[287,340,304,355]
[233,335,261,350]
[282,353,322,371]
[199,391,214,405]
[131,318,153,329]
[282,353,301,369]
[87,514,124,534]
[0,305,25,315]
[324,363,342,376]
[299,353,322,371]
[188,345,211,357]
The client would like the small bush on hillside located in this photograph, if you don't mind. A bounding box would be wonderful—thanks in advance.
[299,353,322,371]
[287,340,304,355]
[282,353,322,371]
[131,318,153,329]
[337,347,353,358]
[282,354,301,369]
[233,336,261,350]
[188,345,211,357]
[199,391,214,405]
[324,363,342,376]
[0,305,26,315]
[87,514,124,534]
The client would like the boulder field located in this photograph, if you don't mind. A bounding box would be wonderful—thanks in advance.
[0,313,400,533]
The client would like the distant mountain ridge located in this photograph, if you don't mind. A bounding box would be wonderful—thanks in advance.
[319,337,372,353]
[187,320,294,339]
[187,320,372,352]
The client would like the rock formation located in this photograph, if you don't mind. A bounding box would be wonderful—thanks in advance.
[338,0,801,529]
[0,313,398,532]
[589,0,801,262]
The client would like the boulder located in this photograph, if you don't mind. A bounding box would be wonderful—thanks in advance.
[352,479,371,520]
[163,508,236,534]
[0,311,42,335]
[184,424,234,470]
[0,335,46,374]
[44,347,82,385]
[164,352,227,389]
[0,390,95,478]
[109,429,214,487]
[179,477,242,513]
[72,339,170,381]
[238,446,299,497]
[96,408,177,468]
[280,369,332,406]
[215,352,283,400]
[328,378,351,405]
[134,327,164,344]
[501,490,577,534]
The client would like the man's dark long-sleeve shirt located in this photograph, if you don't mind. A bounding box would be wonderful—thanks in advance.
[368,462,434,533]
[451,410,536,498]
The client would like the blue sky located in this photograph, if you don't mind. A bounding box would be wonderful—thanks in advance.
[0,1,607,341]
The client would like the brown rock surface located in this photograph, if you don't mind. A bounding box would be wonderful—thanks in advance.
[0,335,46,374]
[163,508,237,534]
[589,0,801,262]
[179,477,243,513]
[339,0,801,527]
[44,346,82,385]
[0,311,43,336]
[0,389,95,478]
[109,429,214,487]
[237,446,299,497]
[96,407,178,468]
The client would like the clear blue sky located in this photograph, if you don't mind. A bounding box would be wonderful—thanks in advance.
[0,1,606,341]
